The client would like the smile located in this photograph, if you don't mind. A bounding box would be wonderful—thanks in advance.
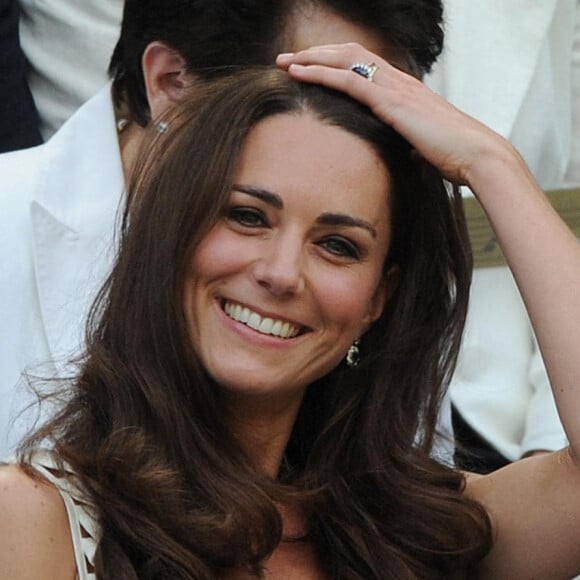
[223,301,301,339]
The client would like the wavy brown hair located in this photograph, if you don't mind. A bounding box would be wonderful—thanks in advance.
[21,69,491,578]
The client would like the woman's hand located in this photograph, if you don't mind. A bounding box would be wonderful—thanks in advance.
[277,43,516,188]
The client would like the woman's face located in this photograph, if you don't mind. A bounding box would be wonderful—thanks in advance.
[183,112,395,403]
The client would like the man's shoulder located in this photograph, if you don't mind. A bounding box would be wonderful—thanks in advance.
[0,145,54,244]
[0,144,47,191]
[0,85,122,224]
[0,145,49,235]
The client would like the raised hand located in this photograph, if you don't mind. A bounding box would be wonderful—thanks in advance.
[277,42,517,189]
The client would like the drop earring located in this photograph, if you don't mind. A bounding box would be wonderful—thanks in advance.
[346,339,360,368]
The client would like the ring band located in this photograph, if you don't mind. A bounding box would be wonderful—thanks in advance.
[350,62,378,82]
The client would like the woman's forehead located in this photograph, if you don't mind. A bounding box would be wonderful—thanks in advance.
[234,113,392,239]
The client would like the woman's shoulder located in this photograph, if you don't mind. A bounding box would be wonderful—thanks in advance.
[0,463,77,579]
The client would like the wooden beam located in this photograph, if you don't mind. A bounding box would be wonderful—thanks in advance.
[464,188,580,268]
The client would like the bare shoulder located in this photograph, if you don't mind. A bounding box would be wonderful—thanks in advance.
[0,464,76,580]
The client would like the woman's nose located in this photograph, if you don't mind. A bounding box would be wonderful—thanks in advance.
[252,236,305,296]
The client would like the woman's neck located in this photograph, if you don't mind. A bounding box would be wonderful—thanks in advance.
[225,391,305,478]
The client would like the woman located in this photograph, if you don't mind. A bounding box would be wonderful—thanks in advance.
[1,45,580,578]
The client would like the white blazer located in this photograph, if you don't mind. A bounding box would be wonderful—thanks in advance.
[0,86,124,458]
[426,0,577,459]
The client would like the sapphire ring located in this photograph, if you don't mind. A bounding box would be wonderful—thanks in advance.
[350,62,378,82]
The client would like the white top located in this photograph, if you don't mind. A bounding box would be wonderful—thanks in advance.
[29,451,100,580]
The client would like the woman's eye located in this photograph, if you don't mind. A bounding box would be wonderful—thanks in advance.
[227,207,267,228]
[319,236,361,260]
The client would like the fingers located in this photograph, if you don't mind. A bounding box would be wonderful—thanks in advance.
[276,43,404,124]
[277,42,389,72]
[276,42,407,87]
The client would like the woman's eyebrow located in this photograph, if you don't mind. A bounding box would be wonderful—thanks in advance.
[232,185,376,237]
[316,213,377,238]
[232,184,283,209]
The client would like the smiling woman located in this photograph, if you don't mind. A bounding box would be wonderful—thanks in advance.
[4,59,580,579]
[4,67,477,579]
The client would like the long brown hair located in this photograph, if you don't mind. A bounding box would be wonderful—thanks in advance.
[21,69,490,578]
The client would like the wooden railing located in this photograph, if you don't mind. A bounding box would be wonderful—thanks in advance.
[465,188,580,268]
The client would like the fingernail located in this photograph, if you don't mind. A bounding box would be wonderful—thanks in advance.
[277,52,294,60]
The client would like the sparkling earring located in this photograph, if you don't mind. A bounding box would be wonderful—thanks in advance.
[116,117,130,133]
[156,120,169,134]
[346,339,360,368]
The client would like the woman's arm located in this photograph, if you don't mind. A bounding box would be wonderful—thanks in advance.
[0,465,76,579]
[278,43,580,578]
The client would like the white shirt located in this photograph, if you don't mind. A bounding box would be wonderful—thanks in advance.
[18,0,123,139]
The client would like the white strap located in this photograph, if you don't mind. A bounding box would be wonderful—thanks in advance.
[30,451,100,580]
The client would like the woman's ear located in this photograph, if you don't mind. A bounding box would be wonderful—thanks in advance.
[142,41,193,120]
[361,264,401,330]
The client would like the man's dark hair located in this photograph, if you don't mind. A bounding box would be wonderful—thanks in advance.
[109,0,444,126]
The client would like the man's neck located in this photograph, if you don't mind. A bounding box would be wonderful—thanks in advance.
[117,119,147,185]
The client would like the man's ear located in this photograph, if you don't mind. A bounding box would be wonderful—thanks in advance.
[361,264,400,331]
[142,41,192,120]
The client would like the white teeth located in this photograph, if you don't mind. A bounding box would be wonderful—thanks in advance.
[259,318,274,333]
[223,301,300,339]
[247,312,261,330]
